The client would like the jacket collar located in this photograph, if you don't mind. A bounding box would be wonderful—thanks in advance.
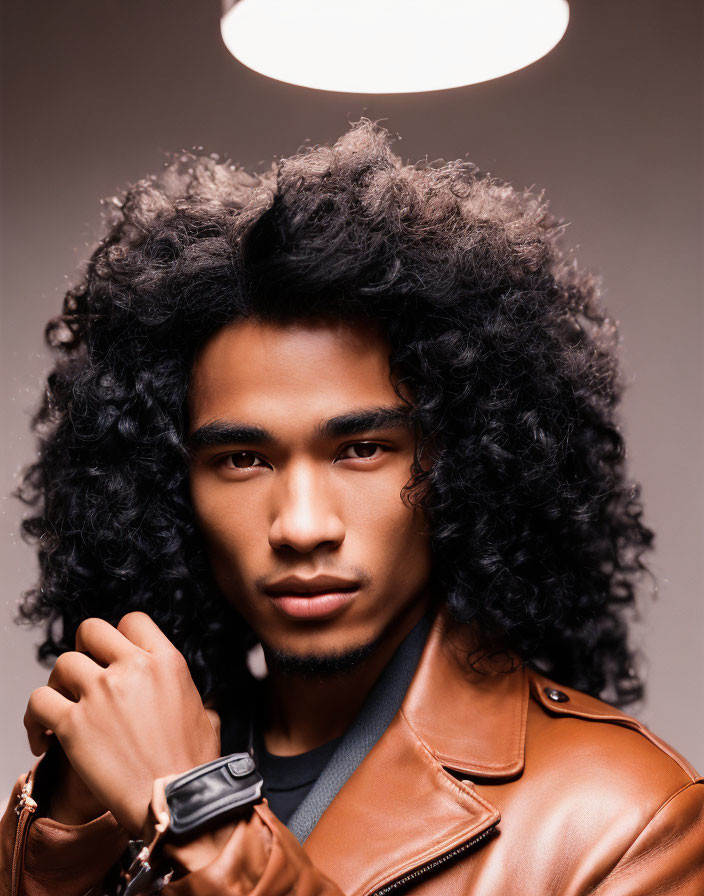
[304,608,529,896]
[402,607,528,778]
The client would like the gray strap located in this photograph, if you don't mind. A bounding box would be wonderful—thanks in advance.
[286,613,433,843]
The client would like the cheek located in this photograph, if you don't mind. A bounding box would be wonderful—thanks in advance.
[342,468,431,582]
[385,503,431,582]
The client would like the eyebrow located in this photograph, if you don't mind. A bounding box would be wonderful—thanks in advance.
[188,405,411,450]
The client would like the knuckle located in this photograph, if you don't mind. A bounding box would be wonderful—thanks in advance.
[117,610,151,629]
[26,685,47,711]
[75,617,91,636]
[53,651,72,675]
[164,647,188,672]
[95,669,116,693]
[87,664,106,691]
[96,668,125,701]
[23,689,41,724]
[129,650,153,676]
[48,656,66,690]
[75,617,96,643]
[24,687,69,736]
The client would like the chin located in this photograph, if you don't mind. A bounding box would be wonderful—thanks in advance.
[262,633,382,679]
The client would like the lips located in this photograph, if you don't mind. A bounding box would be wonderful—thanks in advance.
[263,575,360,620]
[264,574,360,596]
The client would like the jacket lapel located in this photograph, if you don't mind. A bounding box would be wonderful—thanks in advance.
[304,610,528,896]
[402,611,528,777]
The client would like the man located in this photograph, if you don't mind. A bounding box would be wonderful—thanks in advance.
[1,119,702,895]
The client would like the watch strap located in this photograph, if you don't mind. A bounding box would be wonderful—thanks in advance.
[165,753,263,838]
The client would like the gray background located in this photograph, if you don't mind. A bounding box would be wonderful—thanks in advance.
[1,0,702,796]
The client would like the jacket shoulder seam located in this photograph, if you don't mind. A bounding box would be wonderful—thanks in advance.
[528,671,700,782]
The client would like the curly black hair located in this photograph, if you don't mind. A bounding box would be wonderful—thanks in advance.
[16,118,653,714]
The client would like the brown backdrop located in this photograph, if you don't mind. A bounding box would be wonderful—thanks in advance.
[1,0,702,791]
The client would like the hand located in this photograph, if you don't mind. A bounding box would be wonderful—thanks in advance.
[24,611,221,837]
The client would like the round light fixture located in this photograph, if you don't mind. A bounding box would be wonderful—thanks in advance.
[220,0,570,94]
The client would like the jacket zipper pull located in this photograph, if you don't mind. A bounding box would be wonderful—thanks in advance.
[15,779,38,815]
[11,770,37,896]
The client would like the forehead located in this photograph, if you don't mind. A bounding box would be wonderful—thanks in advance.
[188,318,397,432]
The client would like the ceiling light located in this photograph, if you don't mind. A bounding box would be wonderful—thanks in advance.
[221,0,569,94]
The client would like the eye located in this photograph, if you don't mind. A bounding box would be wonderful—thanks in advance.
[221,451,267,470]
[336,442,387,462]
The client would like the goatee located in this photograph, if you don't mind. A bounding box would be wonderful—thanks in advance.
[263,635,382,679]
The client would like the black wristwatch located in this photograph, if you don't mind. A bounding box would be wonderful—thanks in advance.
[164,752,263,839]
[119,753,263,895]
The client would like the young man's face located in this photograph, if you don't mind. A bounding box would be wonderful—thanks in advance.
[187,318,432,669]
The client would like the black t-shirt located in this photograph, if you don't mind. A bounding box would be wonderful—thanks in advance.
[253,730,341,825]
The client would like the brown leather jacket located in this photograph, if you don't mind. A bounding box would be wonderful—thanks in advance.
[2,612,703,896]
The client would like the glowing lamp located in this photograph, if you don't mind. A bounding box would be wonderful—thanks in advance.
[220,0,570,94]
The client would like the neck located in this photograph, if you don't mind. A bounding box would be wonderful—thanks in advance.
[260,597,431,756]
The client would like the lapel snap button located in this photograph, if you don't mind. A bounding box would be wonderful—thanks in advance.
[544,687,569,702]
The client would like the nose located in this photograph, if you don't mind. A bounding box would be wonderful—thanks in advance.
[268,461,345,555]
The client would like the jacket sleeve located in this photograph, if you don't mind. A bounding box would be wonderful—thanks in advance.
[1,757,345,896]
[163,802,345,896]
[591,779,704,896]
[0,759,130,896]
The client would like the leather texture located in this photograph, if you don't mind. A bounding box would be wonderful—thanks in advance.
[165,753,262,837]
[1,608,703,896]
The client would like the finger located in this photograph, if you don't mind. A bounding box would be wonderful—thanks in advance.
[116,611,176,657]
[48,651,103,700]
[74,617,134,665]
[24,687,73,756]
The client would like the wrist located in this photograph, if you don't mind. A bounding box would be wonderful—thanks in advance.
[125,755,262,891]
